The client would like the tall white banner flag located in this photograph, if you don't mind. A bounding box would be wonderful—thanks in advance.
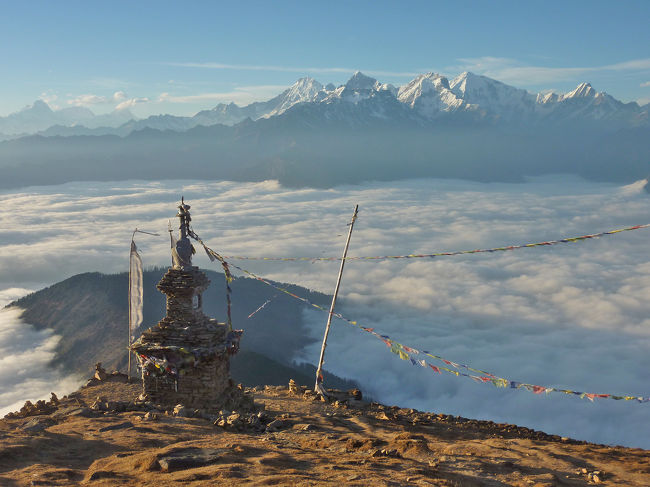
[129,240,143,338]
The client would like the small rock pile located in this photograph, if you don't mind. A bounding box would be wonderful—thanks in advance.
[90,396,137,413]
[212,410,274,431]
[288,379,365,407]
[371,448,401,458]
[577,468,605,483]
[4,393,59,419]
[83,363,129,388]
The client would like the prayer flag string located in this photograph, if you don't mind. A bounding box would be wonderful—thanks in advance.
[225,260,649,404]
[223,223,650,262]
[184,227,234,331]
[200,244,234,332]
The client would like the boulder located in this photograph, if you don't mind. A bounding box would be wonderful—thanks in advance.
[266,419,285,432]
[157,447,229,473]
[20,416,56,433]
[94,363,107,381]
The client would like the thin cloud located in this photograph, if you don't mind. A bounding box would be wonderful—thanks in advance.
[450,57,650,86]
[158,85,289,106]
[159,92,237,103]
[640,81,650,87]
[67,94,107,107]
[165,61,419,78]
[115,97,150,111]
[66,91,141,109]
[167,58,650,94]
[112,91,128,102]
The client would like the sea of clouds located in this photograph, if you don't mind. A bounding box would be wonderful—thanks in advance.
[0,176,648,447]
[0,293,80,417]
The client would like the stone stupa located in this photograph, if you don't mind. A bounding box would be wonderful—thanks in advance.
[130,199,249,412]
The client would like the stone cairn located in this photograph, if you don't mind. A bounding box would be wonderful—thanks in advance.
[130,199,251,413]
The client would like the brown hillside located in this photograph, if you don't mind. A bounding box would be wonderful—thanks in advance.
[1,377,648,486]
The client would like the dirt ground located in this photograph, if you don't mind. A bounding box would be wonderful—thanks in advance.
[0,380,648,486]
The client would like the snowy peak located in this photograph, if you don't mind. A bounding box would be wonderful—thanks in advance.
[344,71,379,91]
[449,71,478,96]
[449,71,536,121]
[398,73,450,100]
[536,92,559,104]
[267,77,323,116]
[450,71,533,103]
[262,78,320,118]
[198,77,324,124]
[546,82,634,122]
[562,82,597,100]
[282,77,323,104]
[318,71,397,105]
[449,71,510,100]
[397,73,465,116]
[291,77,323,95]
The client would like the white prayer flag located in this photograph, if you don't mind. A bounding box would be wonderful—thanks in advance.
[129,240,143,337]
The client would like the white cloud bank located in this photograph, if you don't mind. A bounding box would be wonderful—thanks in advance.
[114,97,149,111]
[158,85,288,106]
[65,91,149,111]
[0,177,648,447]
[0,307,81,417]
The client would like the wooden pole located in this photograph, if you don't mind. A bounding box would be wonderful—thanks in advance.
[315,205,359,396]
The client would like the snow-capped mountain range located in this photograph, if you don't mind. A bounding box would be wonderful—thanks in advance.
[1,71,647,139]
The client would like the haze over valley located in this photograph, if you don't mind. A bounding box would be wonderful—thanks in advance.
[1,71,648,189]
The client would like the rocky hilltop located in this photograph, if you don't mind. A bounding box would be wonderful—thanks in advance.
[1,372,648,486]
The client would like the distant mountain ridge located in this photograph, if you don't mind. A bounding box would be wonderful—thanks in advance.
[2,71,647,140]
[6,270,358,390]
[0,71,648,190]
[0,100,135,137]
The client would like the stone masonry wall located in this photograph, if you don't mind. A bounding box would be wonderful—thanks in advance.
[142,353,231,410]
[132,266,245,413]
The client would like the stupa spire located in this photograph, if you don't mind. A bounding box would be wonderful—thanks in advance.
[171,196,196,270]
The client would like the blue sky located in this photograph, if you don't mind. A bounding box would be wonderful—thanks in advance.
[2,0,649,117]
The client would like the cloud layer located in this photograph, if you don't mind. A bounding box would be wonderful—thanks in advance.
[0,177,648,447]
[64,91,149,111]
[0,308,81,417]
